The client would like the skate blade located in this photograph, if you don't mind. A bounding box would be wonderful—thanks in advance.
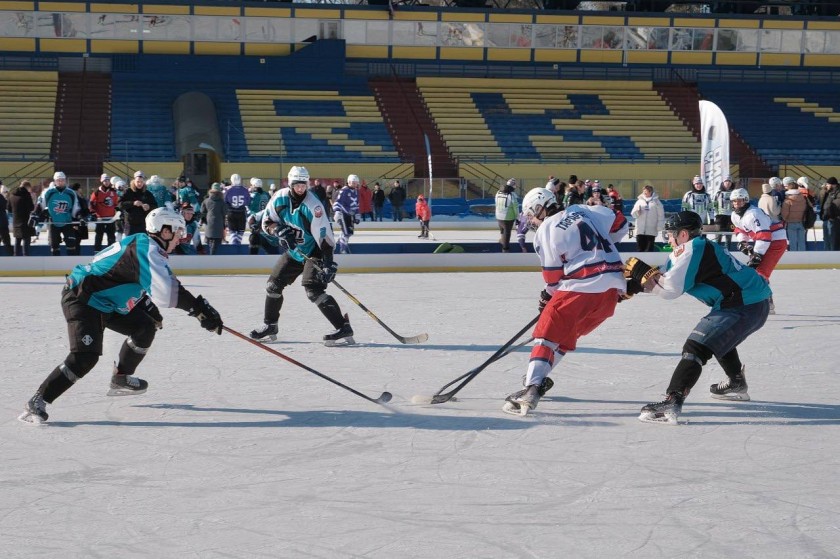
[710,392,750,402]
[638,411,679,425]
[18,411,46,425]
[324,336,355,347]
[250,334,277,342]
[502,401,533,417]
[106,387,147,397]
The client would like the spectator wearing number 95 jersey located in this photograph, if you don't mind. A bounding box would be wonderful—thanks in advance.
[249,166,354,347]
[225,173,251,246]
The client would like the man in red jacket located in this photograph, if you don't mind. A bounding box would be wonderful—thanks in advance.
[89,173,120,251]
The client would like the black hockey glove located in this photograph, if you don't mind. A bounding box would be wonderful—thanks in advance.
[624,257,660,291]
[624,278,643,298]
[188,295,223,335]
[538,289,552,313]
[738,241,754,256]
[137,294,163,330]
[748,252,763,268]
[274,224,297,252]
[318,260,338,284]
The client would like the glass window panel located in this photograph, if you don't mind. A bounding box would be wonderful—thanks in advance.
[0,12,35,37]
[512,24,531,48]
[671,27,693,50]
[580,25,602,49]
[244,17,289,43]
[534,24,557,48]
[779,29,802,53]
[89,13,137,39]
[734,29,758,51]
[193,15,217,41]
[826,30,840,54]
[803,30,825,54]
[759,29,780,52]
[557,25,578,49]
[344,20,365,44]
[487,22,509,47]
[441,22,475,47]
[321,20,339,40]
[582,26,621,49]
[715,29,738,51]
[415,21,437,46]
[626,27,668,50]
[392,21,414,45]
[693,28,714,51]
[143,15,190,41]
[367,20,388,45]
[294,18,318,43]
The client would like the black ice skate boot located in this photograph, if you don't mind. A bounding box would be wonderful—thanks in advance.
[108,369,148,396]
[323,315,354,347]
[710,366,750,401]
[250,322,278,342]
[502,377,553,417]
[639,391,685,425]
[18,392,49,425]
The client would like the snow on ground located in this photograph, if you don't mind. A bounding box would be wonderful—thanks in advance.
[2,269,839,558]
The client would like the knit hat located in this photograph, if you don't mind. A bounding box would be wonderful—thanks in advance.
[782,176,795,186]
[761,183,772,194]
[769,177,782,187]
[100,173,109,182]
[211,182,222,191]
[134,170,145,179]
[798,177,810,188]
[827,177,839,186]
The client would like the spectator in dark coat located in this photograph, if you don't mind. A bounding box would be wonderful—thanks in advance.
[119,171,157,235]
[0,184,11,255]
[820,177,840,251]
[372,182,386,221]
[200,182,227,255]
[9,180,35,255]
[388,180,406,221]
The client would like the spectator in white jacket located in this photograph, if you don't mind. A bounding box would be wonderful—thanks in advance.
[758,183,781,223]
[631,185,665,252]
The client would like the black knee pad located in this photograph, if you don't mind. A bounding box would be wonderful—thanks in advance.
[65,352,99,379]
[266,279,285,297]
[305,286,326,303]
[131,322,157,348]
[682,339,713,365]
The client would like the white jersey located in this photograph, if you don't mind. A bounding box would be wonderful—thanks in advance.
[714,189,733,217]
[731,204,787,256]
[682,190,713,223]
[533,204,628,295]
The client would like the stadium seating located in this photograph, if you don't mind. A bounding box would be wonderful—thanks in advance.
[418,77,698,162]
[0,71,57,159]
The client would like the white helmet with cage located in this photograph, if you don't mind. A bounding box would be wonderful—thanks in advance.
[730,188,750,202]
[288,166,310,187]
[145,207,186,236]
[522,187,558,219]
[230,173,242,186]
[250,177,263,191]
[347,174,360,187]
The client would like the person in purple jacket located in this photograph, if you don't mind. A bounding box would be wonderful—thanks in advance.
[225,173,251,245]
[332,174,361,254]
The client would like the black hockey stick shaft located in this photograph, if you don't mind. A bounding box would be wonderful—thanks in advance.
[300,252,428,344]
[223,326,393,406]
[430,316,540,404]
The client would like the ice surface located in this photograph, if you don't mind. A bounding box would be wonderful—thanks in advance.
[2,269,839,558]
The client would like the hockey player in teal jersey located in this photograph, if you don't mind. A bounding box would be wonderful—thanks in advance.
[18,207,224,425]
[249,166,353,346]
[623,210,771,425]
[38,171,81,255]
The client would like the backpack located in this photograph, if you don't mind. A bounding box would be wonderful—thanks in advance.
[803,200,816,229]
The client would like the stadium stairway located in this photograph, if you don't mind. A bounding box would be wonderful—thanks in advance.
[52,72,111,176]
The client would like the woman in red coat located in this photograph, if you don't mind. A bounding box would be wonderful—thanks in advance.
[358,181,373,221]
[415,195,431,238]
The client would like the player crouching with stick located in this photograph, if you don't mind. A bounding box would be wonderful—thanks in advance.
[19,208,223,425]
[625,211,771,425]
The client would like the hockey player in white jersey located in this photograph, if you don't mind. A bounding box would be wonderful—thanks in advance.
[503,188,629,416]
[682,176,713,225]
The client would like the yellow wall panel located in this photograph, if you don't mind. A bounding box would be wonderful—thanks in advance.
[143,41,190,55]
[244,7,291,17]
[439,46,483,60]
[0,2,34,10]
[489,14,532,23]
[345,11,388,20]
[394,12,437,21]
[245,43,292,56]
[40,38,86,52]
[803,54,840,66]
[762,20,803,29]
[487,48,530,62]
[716,52,757,65]
[0,37,35,51]
[90,40,138,53]
[40,2,85,12]
[194,42,240,55]
[719,19,759,28]
[144,5,190,15]
[628,17,670,26]
[534,49,577,62]
[392,46,437,59]
[579,50,622,64]
[671,51,713,65]
[673,18,714,27]
[346,45,388,58]
[194,6,240,16]
[442,13,484,22]
[759,53,801,66]
[295,9,340,18]
[807,22,840,30]
[582,16,624,25]
[535,15,578,24]
[90,4,137,13]
[626,51,668,64]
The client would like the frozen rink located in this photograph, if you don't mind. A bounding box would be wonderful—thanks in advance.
[2,269,840,558]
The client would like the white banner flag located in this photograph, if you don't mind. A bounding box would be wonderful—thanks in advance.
[699,100,729,202]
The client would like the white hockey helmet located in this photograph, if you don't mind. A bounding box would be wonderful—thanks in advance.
[230,173,242,186]
[53,171,66,183]
[768,177,782,188]
[692,175,703,185]
[288,166,310,187]
[145,207,186,236]
[269,183,277,192]
[250,177,263,190]
[522,187,558,219]
[347,174,360,187]
[147,174,162,187]
[730,188,750,202]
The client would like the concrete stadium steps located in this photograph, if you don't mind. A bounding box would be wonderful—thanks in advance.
[0,71,57,159]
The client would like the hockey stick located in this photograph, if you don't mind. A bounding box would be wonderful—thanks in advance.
[423,316,539,405]
[299,252,429,344]
[223,326,393,406]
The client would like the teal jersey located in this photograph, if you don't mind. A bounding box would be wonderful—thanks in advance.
[67,234,183,314]
[42,186,80,225]
[264,188,333,264]
[652,236,771,310]
[178,186,200,210]
[249,190,270,215]
[148,184,172,209]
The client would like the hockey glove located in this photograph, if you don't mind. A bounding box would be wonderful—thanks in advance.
[318,260,338,284]
[738,241,754,256]
[624,277,644,298]
[538,289,552,313]
[274,224,297,252]
[137,294,163,330]
[624,257,660,291]
[354,214,361,225]
[748,252,763,268]
[188,295,223,335]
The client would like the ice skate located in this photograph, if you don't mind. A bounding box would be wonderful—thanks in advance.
[250,322,278,342]
[107,373,148,396]
[768,296,775,315]
[710,367,750,401]
[18,393,48,425]
[638,391,684,425]
[502,380,549,417]
[324,316,354,347]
